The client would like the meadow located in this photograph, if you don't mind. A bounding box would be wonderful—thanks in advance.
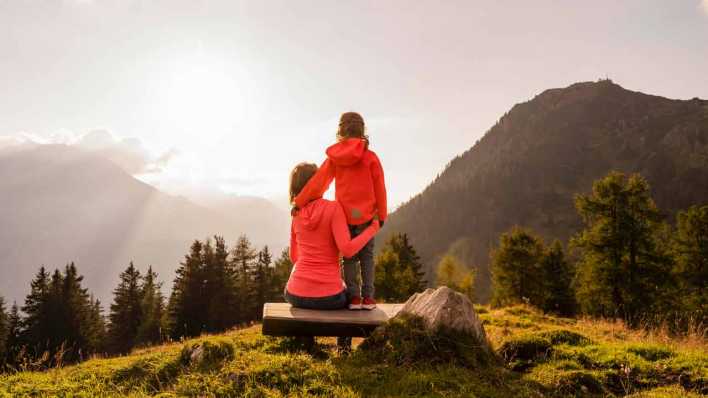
[1,304,704,397]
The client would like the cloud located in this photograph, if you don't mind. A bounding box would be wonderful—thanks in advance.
[0,129,174,175]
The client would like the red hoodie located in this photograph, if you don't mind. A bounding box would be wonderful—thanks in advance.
[287,198,379,297]
[294,138,387,225]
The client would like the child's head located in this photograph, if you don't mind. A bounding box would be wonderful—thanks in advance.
[289,162,318,204]
[336,112,368,142]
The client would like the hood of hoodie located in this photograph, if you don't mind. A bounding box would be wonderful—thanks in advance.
[297,198,327,230]
[326,138,367,167]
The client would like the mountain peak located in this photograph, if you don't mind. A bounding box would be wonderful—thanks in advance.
[384,82,708,302]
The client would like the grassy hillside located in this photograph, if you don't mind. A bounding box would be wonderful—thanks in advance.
[1,306,704,397]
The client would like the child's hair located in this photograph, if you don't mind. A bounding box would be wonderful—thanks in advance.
[289,162,318,204]
[336,112,368,142]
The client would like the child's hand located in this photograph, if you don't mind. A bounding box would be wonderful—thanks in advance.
[371,218,380,231]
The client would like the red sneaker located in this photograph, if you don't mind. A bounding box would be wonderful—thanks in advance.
[348,296,362,310]
[362,297,377,310]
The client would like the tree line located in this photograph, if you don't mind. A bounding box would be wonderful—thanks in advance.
[0,235,293,372]
[0,231,428,372]
[1,170,702,371]
[488,171,706,330]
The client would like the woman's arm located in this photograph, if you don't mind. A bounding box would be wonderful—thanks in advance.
[289,221,298,263]
[331,202,380,258]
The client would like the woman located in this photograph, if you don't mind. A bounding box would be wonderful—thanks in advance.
[285,162,380,311]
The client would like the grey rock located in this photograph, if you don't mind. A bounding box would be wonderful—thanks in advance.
[399,286,491,351]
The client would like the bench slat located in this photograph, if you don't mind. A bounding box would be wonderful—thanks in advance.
[262,303,403,337]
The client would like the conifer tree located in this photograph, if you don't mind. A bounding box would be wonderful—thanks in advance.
[252,246,273,319]
[539,240,576,316]
[389,233,427,295]
[436,255,476,301]
[0,296,8,363]
[672,204,708,323]
[490,227,545,307]
[169,240,208,338]
[204,237,238,332]
[375,249,402,301]
[572,172,671,326]
[272,248,293,299]
[60,263,103,360]
[86,296,106,354]
[231,235,257,323]
[136,266,166,346]
[21,264,104,364]
[4,303,21,368]
[374,234,427,302]
[108,262,143,353]
[21,267,51,355]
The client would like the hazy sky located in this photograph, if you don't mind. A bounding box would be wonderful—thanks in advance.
[2,0,707,208]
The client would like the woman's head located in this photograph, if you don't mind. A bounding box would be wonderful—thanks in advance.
[336,111,367,142]
[289,162,318,204]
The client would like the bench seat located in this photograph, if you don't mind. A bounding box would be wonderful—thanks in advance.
[262,303,403,337]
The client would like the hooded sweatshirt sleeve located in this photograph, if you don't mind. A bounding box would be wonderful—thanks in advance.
[370,152,388,221]
[289,221,298,264]
[331,202,379,258]
[294,159,335,209]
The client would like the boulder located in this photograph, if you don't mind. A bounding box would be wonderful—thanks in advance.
[397,286,491,352]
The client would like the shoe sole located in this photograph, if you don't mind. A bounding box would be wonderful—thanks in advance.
[348,304,362,310]
[361,304,377,310]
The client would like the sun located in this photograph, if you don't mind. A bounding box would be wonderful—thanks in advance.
[159,56,248,131]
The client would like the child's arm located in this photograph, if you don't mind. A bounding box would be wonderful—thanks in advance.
[331,202,380,258]
[289,222,298,264]
[371,153,388,222]
[293,159,335,209]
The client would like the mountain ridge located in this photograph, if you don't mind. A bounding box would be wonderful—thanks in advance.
[382,80,708,302]
[0,144,289,304]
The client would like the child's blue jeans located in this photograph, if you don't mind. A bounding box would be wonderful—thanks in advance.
[342,221,375,299]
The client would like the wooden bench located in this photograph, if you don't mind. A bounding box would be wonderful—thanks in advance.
[262,303,404,337]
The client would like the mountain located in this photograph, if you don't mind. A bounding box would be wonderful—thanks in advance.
[382,80,708,302]
[0,144,289,304]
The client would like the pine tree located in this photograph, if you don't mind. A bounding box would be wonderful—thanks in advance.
[389,234,427,295]
[108,262,143,353]
[21,267,52,356]
[0,296,8,363]
[272,248,293,300]
[21,264,104,365]
[374,234,427,302]
[490,227,546,307]
[231,235,257,323]
[374,249,402,301]
[572,172,671,326]
[436,255,476,302]
[136,266,166,346]
[169,240,208,338]
[539,240,576,316]
[60,263,103,361]
[86,296,106,354]
[252,246,273,319]
[672,204,708,323]
[4,303,21,368]
[204,237,238,332]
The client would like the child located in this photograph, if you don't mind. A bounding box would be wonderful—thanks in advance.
[292,112,387,310]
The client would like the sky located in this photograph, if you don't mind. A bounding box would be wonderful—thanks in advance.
[1,0,707,209]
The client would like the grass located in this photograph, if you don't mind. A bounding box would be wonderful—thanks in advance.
[0,305,705,397]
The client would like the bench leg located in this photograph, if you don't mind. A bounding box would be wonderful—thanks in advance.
[295,336,315,351]
[337,336,352,355]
